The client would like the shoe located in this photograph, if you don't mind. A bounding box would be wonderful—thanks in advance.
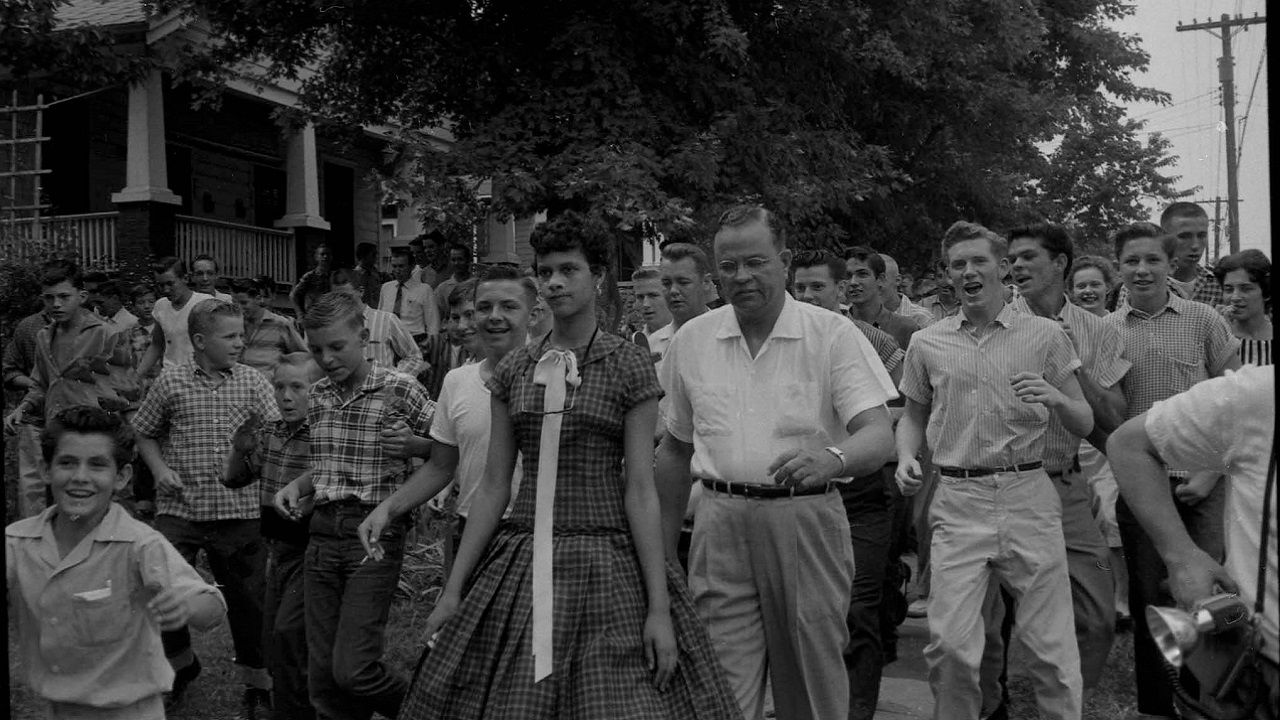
[1115,613,1133,634]
[981,700,1009,720]
[239,687,273,720]
[907,598,928,618]
[163,657,202,712]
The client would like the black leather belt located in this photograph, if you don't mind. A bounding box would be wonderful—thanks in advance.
[1047,457,1082,479]
[698,477,834,499]
[938,461,1043,478]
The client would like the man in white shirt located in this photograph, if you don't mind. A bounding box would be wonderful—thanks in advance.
[190,254,234,301]
[632,267,673,361]
[331,269,428,379]
[137,257,215,375]
[379,247,440,337]
[658,205,896,720]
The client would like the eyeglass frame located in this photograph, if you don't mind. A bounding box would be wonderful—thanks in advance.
[715,251,787,277]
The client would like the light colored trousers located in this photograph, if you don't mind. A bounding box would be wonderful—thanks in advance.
[16,424,47,518]
[690,487,855,720]
[925,468,1082,720]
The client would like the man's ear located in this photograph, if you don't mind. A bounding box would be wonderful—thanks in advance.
[114,462,134,493]
[191,333,206,351]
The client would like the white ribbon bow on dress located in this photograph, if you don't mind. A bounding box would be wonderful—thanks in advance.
[531,348,581,682]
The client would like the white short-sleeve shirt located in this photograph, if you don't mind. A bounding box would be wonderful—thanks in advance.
[152,292,214,368]
[430,363,522,517]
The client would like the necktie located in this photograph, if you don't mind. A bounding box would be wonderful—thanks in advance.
[530,347,581,682]
[393,283,404,317]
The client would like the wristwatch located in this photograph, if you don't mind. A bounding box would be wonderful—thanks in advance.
[824,446,848,475]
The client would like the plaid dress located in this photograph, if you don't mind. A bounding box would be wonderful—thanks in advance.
[398,332,741,720]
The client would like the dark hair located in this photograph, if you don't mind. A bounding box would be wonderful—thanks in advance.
[98,279,127,300]
[82,270,109,286]
[356,242,378,260]
[188,298,243,341]
[529,211,613,271]
[302,291,365,332]
[1214,249,1272,307]
[1069,255,1117,289]
[448,278,477,309]
[1006,223,1075,279]
[660,242,711,276]
[192,253,219,271]
[940,221,1008,259]
[791,250,847,282]
[229,277,262,296]
[130,283,156,302]
[152,256,187,277]
[253,275,276,295]
[843,245,886,277]
[631,267,661,282]
[39,259,84,289]
[41,405,136,468]
[1160,201,1208,229]
[477,264,538,305]
[716,205,786,249]
[1110,222,1176,260]
[390,247,413,261]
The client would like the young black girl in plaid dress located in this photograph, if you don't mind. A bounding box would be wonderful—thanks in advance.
[398,213,740,719]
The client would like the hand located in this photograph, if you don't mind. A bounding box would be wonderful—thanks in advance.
[643,609,678,691]
[1166,547,1238,611]
[154,465,183,491]
[273,480,304,521]
[358,504,392,562]
[767,448,843,489]
[4,407,24,435]
[422,591,460,647]
[1174,472,1219,507]
[231,412,263,453]
[379,420,415,459]
[1009,372,1064,408]
[147,586,195,631]
[895,459,924,497]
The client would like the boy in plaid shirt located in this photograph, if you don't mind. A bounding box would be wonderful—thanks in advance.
[275,291,435,720]
[132,298,280,719]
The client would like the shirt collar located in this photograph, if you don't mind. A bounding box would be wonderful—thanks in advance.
[7,504,149,573]
[953,301,1019,330]
[1009,293,1078,321]
[1119,290,1188,319]
[315,363,390,400]
[186,359,235,380]
[715,293,804,340]
[521,328,624,367]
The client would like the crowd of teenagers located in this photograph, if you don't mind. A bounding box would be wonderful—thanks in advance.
[3,200,1276,720]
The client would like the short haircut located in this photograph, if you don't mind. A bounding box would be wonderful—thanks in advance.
[152,256,187,277]
[98,279,127,300]
[302,291,365,332]
[791,250,847,282]
[1214,249,1271,304]
[477,264,538,305]
[41,405,136,469]
[716,205,787,249]
[419,230,447,247]
[449,242,473,261]
[1110,222,1176,259]
[39,259,84,289]
[660,242,711,276]
[82,270,109,286]
[448,278,478,309]
[130,283,156,302]
[187,298,243,341]
[1160,201,1208,228]
[356,242,378,260]
[192,253,219,271]
[529,211,613,270]
[940,221,1009,259]
[229,277,262,296]
[328,268,356,287]
[631,267,661,283]
[843,245,886,277]
[274,351,324,382]
[1069,255,1117,288]
[254,275,276,295]
[1006,223,1075,279]
[390,247,413,261]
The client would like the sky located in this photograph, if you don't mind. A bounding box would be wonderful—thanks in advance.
[1111,0,1269,259]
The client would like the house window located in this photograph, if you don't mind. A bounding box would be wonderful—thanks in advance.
[253,165,286,228]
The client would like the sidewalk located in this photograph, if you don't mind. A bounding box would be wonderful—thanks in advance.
[876,616,934,719]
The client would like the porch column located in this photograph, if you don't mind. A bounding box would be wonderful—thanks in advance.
[483,214,520,264]
[274,121,330,281]
[111,70,180,276]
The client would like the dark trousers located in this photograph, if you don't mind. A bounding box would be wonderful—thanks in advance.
[1117,478,1226,716]
[265,537,313,720]
[881,463,912,659]
[155,516,267,675]
[841,472,894,720]
[306,503,409,720]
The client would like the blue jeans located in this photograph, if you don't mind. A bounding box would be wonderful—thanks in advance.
[265,536,313,720]
[154,516,266,677]
[305,502,408,720]
[840,473,894,720]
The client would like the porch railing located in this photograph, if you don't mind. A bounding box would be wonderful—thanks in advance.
[0,212,118,271]
[175,215,298,285]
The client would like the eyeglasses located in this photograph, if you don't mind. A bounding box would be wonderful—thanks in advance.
[717,253,781,276]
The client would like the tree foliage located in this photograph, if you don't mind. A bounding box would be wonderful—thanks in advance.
[1,0,154,91]
[165,0,1185,263]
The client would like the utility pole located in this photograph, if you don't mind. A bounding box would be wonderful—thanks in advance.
[1177,13,1265,255]
[1185,197,1243,263]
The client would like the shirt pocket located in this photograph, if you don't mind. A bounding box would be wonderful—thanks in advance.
[774,381,823,437]
[71,582,134,647]
[1164,346,1207,390]
[691,384,736,437]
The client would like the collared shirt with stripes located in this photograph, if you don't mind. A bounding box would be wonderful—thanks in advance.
[361,305,429,379]
[1009,296,1130,472]
[1238,338,1271,366]
[849,317,904,375]
[307,364,436,505]
[1105,292,1239,419]
[241,310,307,378]
[900,303,1081,470]
[133,360,281,521]
[245,420,311,505]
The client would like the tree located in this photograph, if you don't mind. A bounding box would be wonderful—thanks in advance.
[1,0,154,90]
[160,0,1186,264]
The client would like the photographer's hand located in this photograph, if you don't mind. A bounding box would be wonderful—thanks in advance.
[1166,547,1238,610]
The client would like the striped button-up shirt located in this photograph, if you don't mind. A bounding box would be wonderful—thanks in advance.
[241,310,306,378]
[1009,296,1130,471]
[849,317,904,375]
[133,361,281,521]
[1106,292,1239,419]
[377,277,439,336]
[308,364,436,505]
[900,303,1081,469]
[361,306,428,379]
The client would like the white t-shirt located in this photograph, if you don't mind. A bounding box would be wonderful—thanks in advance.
[152,292,214,368]
[1146,365,1278,663]
[430,363,522,517]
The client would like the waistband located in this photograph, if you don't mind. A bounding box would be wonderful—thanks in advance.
[498,520,628,537]
[698,477,834,499]
[938,461,1043,479]
[1046,456,1082,479]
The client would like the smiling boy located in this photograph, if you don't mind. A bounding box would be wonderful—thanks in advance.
[7,406,225,720]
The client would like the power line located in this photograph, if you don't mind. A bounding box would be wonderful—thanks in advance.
[1236,45,1266,165]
